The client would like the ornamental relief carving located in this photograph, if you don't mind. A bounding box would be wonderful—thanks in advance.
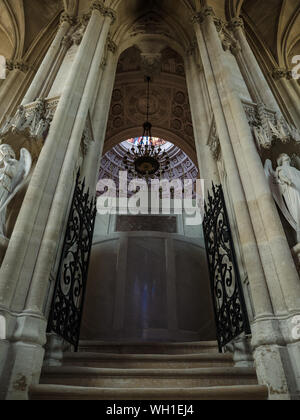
[207,117,221,161]
[0,98,58,161]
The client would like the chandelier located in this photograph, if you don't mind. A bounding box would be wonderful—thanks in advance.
[123,77,170,180]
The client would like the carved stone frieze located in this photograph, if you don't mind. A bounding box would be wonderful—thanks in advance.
[243,100,300,151]
[0,98,58,160]
[219,25,241,55]
[192,8,240,55]
[228,17,245,31]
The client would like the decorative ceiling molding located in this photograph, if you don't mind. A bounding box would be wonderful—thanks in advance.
[105,46,197,165]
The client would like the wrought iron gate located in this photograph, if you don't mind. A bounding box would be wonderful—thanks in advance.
[203,184,251,352]
[47,172,97,351]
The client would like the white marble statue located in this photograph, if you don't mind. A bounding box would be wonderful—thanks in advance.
[0,144,32,238]
[265,154,300,241]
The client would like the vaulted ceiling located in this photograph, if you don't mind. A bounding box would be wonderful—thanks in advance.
[0,0,299,74]
[0,0,63,61]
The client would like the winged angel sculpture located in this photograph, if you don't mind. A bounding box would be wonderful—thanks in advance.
[0,144,32,239]
[265,154,300,242]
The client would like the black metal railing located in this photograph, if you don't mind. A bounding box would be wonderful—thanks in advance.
[47,172,96,351]
[203,183,251,352]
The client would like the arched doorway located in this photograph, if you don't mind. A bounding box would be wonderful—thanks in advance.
[81,136,216,342]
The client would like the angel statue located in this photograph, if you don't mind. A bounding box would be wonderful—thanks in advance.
[0,144,32,239]
[265,154,300,242]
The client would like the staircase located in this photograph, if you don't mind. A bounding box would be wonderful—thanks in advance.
[29,341,268,400]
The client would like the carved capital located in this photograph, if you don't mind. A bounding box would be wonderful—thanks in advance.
[90,0,105,13]
[272,68,293,81]
[104,8,117,24]
[214,18,224,33]
[207,119,221,161]
[0,97,58,160]
[228,17,244,31]
[192,7,215,24]
[59,12,75,27]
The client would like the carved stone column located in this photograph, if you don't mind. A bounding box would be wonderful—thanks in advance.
[0,0,116,400]
[194,6,300,399]
[0,61,30,125]
[229,18,281,113]
[192,11,274,323]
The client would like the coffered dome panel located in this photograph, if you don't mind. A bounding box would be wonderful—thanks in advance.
[105,45,196,163]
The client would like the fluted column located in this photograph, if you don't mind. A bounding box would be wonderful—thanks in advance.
[21,13,74,105]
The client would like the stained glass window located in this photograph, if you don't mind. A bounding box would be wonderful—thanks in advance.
[127,137,167,147]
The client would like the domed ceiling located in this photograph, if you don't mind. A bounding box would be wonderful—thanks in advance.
[97,137,199,196]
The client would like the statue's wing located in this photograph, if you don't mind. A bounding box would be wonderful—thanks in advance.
[264,159,297,230]
[0,148,32,213]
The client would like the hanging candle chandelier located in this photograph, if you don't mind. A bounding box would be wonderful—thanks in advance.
[123,76,171,180]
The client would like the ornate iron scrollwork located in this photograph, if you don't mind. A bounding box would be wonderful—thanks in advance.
[203,184,251,352]
[47,172,96,351]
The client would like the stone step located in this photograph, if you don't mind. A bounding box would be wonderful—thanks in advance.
[63,352,233,369]
[30,384,268,400]
[41,366,258,388]
[78,341,219,355]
